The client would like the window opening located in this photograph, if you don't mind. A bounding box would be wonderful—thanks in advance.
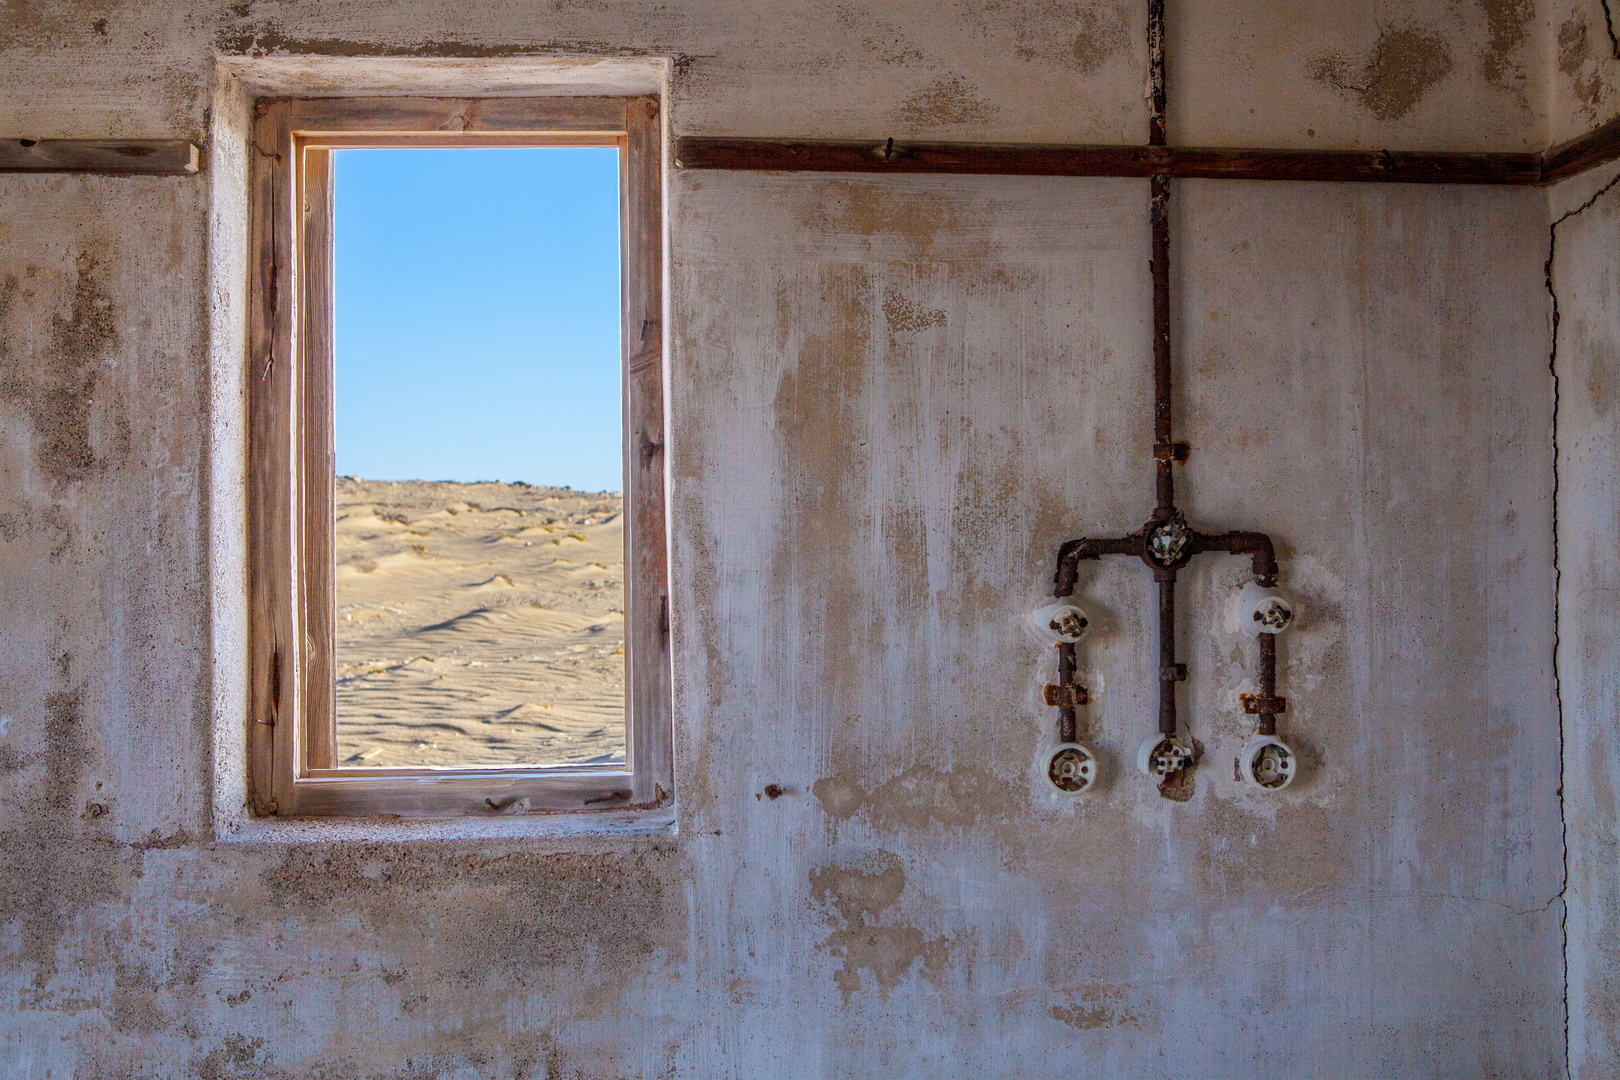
[246,96,669,818]
[331,147,627,770]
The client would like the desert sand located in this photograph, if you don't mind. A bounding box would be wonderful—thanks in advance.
[333,477,625,769]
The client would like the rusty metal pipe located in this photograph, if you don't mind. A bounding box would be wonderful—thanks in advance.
[1147,0,1166,148]
[1054,533,1141,596]
[1256,633,1278,736]
[1157,573,1178,734]
[1190,529,1279,586]
[1151,174,1174,511]
[1057,642,1078,743]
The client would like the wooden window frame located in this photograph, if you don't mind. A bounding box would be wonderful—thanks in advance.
[246,96,670,818]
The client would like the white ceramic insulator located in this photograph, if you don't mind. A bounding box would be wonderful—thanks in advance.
[1026,600,1091,645]
[1042,742,1098,796]
[1237,582,1293,638]
[1238,733,1297,790]
[1135,734,1195,782]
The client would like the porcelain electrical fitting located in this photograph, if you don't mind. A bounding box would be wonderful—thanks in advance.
[1236,582,1293,638]
[1135,734,1195,783]
[1238,733,1297,790]
[1026,601,1090,645]
[1042,742,1098,795]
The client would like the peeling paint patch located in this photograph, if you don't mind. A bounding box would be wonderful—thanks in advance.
[894,75,999,127]
[1310,26,1453,121]
[1479,0,1534,100]
[217,27,637,61]
[809,852,949,1001]
[881,293,947,332]
[812,763,1015,830]
[1558,11,1614,119]
[1050,1002,1132,1029]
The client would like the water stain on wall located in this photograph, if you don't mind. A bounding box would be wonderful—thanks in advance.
[263,846,677,995]
[809,851,950,1001]
[0,838,128,995]
[0,252,124,485]
[1310,26,1454,121]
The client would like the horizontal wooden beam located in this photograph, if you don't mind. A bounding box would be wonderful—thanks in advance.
[677,128,1620,187]
[0,139,200,175]
[1541,114,1620,185]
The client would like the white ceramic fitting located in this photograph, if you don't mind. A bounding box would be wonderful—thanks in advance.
[1135,734,1195,783]
[1042,742,1098,795]
[1236,582,1294,638]
[1026,601,1091,645]
[1237,733,1297,790]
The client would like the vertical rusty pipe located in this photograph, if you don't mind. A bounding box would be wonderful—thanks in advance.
[1057,642,1078,743]
[1257,633,1278,736]
[1151,174,1173,512]
[1148,0,1173,512]
[1157,573,1177,734]
[1147,0,1166,147]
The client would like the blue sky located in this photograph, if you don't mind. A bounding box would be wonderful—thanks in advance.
[333,146,622,492]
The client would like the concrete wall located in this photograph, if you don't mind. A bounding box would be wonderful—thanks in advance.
[1551,159,1620,1080]
[0,2,1588,1077]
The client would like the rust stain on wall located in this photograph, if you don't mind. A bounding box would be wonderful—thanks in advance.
[809,852,949,1001]
[1310,26,1454,121]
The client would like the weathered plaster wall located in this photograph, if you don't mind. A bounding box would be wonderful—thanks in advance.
[1551,160,1620,1080]
[1548,0,1620,144]
[0,2,1584,1077]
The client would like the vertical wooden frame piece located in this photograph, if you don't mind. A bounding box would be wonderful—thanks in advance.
[247,100,293,817]
[299,144,337,773]
[623,97,673,805]
[246,96,671,818]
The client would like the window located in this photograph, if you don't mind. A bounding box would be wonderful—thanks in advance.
[246,96,669,817]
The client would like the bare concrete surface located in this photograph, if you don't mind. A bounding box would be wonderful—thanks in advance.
[0,1,1613,1077]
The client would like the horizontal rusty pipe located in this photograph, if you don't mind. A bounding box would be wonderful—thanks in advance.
[1191,529,1278,586]
[1054,533,1142,596]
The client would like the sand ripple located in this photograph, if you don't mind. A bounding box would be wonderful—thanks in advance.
[334,478,625,768]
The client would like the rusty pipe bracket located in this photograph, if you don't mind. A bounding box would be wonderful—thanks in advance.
[1159,663,1188,683]
[1044,683,1091,708]
[1240,692,1288,715]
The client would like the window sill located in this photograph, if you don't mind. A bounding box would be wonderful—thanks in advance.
[214,805,677,844]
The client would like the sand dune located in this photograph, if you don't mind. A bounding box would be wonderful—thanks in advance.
[334,477,626,769]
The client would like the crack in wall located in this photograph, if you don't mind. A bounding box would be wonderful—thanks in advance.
[1600,0,1620,60]
[1546,166,1620,1080]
